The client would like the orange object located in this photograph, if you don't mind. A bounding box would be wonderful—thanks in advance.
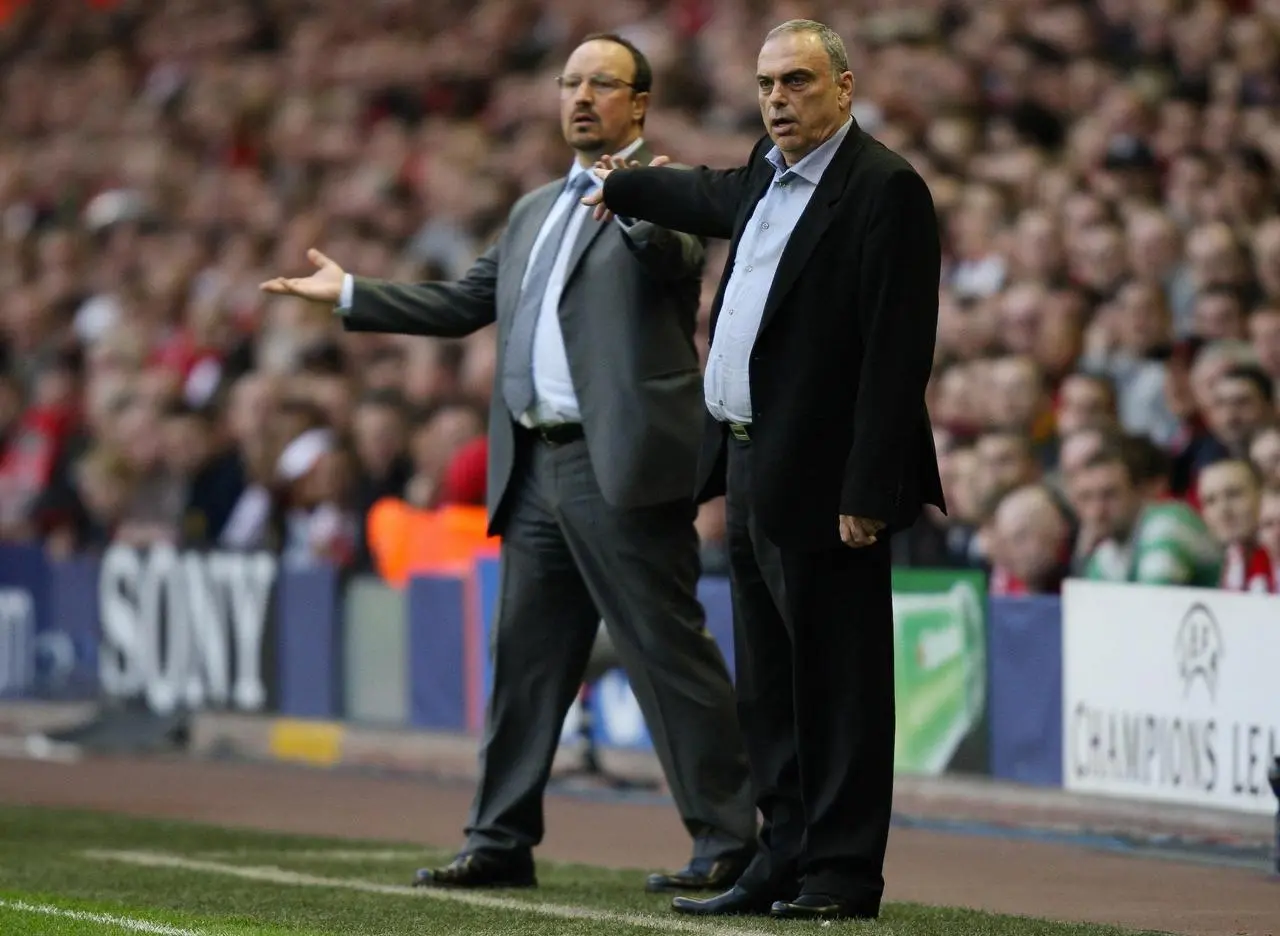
[366,498,499,586]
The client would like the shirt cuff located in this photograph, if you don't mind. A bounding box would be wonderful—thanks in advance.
[336,273,354,313]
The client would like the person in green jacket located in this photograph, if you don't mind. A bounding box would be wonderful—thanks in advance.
[1074,443,1222,586]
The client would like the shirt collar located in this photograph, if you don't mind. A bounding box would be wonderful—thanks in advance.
[765,117,852,185]
[569,137,645,188]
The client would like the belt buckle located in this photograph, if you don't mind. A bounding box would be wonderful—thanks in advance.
[729,422,751,442]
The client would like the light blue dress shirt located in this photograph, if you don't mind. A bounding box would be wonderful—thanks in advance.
[704,118,853,425]
[338,138,646,427]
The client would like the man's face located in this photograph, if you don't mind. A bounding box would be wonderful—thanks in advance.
[1207,376,1270,449]
[1192,292,1245,340]
[1197,461,1261,546]
[977,434,1038,493]
[411,407,484,478]
[353,404,404,475]
[1127,213,1179,279]
[161,415,211,477]
[1249,427,1280,485]
[0,380,19,437]
[998,285,1044,355]
[940,448,980,523]
[1013,212,1060,279]
[1188,224,1241,285]
[1073,461,1141,541]
[756,30,853,165]
[559,40,645,159]
[1248,308,1280,377]
[988,358,1042,430]
[228,376,276,445]
[1253,222,1280,293]
[994,490,1067,588]
[1258,490,1280,559]
[1116,282,1170,353]
[1058,376,1114,436]
[1088,229,1129,291]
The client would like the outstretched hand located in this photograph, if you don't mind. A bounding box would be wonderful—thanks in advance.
[583,153,671,223]
[259,248,346,304]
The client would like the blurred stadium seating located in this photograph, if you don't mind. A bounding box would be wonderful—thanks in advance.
[0,0,1278,596]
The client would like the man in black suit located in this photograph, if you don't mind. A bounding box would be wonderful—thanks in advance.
[261,34,755,894]
[587,18,945,921]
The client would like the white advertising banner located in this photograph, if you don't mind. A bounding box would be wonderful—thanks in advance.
[1062,579,1280,815]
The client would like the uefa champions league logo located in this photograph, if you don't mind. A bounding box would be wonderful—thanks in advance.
[1174,602,1224,702]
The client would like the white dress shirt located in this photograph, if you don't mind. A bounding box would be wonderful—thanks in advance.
[704,119,853,425]
[338,138,645,428]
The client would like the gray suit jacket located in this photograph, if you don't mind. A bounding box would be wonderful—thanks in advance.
[341,146,707,535]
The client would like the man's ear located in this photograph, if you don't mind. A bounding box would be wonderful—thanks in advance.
[633,91,650,125]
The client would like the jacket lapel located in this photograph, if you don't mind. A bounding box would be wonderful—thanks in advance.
[755,125,867,337]
[561,143,651,291]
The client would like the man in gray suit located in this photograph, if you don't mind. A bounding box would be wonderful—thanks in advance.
[261,33,755,893]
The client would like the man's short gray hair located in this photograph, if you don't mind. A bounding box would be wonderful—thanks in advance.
[765,19,850,78]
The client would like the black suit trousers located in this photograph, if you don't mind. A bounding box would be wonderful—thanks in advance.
[725,435,895,907]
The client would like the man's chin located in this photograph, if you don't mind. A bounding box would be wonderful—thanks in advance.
[567,130,604,152]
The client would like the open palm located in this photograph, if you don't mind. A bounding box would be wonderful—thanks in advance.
[260,249,346,304]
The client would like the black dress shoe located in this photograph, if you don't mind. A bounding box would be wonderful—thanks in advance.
[671,885,779,916]
[770,893,878,921]
[645,850,752,893]
[412,852,536,889]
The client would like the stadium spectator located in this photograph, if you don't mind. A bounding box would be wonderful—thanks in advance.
[350,388,413,569]
[1249,422,1280,485]
[1054,372,1119,439]
[1073,443,1221,586]
[1,0,1279,603]
[1258,484,1280,562]
[1248,303,1280,388]
[988,484,1073,596]
[1197,457,1276,593]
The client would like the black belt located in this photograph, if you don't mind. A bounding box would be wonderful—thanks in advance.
[726,422,751,442]
[522,422,585,446]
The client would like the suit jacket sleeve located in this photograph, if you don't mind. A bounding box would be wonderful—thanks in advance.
[343,242,499,337]
[604,161,758,241]
[841,170,942,521]
[619,221,706,281]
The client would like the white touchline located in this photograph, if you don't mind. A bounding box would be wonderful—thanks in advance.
[200,848,426,862]
[84,850,776,936]
[0,897,203,935]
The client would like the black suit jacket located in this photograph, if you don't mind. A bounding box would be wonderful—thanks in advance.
[602,121,946,549]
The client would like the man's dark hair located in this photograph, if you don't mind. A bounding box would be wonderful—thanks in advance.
[1119,434,1172,486]
[1067,370,1118,409]
[1080,447,1130,480]
[580,32,652,94]
[1220,363,1276,403]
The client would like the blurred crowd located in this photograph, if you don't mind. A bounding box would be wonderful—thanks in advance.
[0,0,1279,591]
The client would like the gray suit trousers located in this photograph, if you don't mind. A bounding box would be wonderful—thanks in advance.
[465,431,756,861]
